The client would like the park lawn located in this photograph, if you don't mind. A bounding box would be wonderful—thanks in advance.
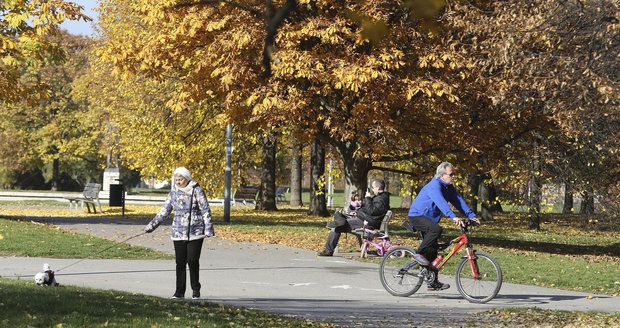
[0,203,618,295]
[0,278,328,328]
[0,218,171,259]
[210,207,620,295]
[468,308,620,327]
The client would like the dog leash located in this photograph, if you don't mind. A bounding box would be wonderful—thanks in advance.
[55,231,147,273]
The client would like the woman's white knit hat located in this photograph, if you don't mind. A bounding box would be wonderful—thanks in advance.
[173,167,192,181]
[171,167,196,193]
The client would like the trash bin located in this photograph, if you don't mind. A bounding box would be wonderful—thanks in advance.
[109,184,125,207]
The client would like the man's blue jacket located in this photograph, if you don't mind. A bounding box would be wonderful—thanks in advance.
[408,178,476,223]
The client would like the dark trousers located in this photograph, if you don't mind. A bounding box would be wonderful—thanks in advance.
[173,238,204,295]
[324,213,364,253]
[408,216,443,262]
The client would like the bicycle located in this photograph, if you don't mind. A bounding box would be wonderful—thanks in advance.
[354,220,400,258]
[379,219,502,303]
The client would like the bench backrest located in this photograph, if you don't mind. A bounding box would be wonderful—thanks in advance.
[234,186,260,201]
[380,210,393,236]
[83,183,102,200]
[275,187,289,195]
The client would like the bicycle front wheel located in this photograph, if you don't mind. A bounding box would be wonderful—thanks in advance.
[379,246,424,297]
[455,251,502,303]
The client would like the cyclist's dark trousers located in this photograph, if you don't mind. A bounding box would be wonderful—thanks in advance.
[324,216,364,254]
[408,216,442,262]
[173,238,204,295]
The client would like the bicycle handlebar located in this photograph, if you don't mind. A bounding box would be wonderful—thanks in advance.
[460,218,480,233]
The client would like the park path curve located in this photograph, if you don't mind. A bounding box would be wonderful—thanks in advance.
[1,216,619,327]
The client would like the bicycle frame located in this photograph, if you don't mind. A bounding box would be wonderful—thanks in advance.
[433,225,480,279]
[359,224,398,257]
[380,219,501,303]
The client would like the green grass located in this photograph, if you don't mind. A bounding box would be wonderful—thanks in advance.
[0,278,326,328]
[0,218,171,259]
[469,308,620,327]
[426,245,620,294]
[211,207,620,295]
[277,191,404,209]
[1,205,618,295]
[0,200,67,206]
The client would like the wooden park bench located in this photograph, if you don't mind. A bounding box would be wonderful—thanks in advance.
[233,186,259,205]
[276,186,289,202]
[65,183,102,213]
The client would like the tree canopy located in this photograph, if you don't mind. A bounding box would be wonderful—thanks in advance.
[1,0,88,102]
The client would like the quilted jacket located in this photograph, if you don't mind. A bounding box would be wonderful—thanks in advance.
[146,184,214,241]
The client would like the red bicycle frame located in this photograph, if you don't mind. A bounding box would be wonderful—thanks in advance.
[433,232,480,279]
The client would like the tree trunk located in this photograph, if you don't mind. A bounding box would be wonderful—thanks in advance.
[528,139,542,230]
[479,181,495,221]
[563,182,574,214]
[580,189,595,215]
[50,157,60,191]
[383,171,390,193]
[336,142,372,209]
[257,131,277,211]
[467,173,480,213]
[308,137,329,216]
[290,142,303,206]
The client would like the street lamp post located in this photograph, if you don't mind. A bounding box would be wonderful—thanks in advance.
[224,124,233,223]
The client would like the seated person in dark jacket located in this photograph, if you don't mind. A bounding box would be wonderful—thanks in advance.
[318,179,390,256]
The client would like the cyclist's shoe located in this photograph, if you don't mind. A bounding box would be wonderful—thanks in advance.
[413,253,430,266]
[427,281,450,291]
[317,250,333,257]
[192,291,200,300]
[171,294,184,299]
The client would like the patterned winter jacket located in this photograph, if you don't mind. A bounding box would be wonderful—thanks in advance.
[146,184,214,241]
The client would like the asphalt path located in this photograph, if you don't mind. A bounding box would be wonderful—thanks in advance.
[1,216,619,327]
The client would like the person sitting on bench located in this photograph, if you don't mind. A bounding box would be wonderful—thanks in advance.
[318,179,390,257]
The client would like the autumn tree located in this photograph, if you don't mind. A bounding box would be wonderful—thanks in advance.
[445,0,619,226]
[72,50,267,195]
[0,33,100,190]
[1,0,88,102]
[98,0,507,213]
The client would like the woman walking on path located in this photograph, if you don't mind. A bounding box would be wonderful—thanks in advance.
[144,167,215,299]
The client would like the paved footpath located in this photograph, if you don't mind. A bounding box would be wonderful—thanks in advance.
[1,216,619,327]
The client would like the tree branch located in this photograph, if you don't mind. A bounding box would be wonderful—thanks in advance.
[370,166,416,176]
[262,0,296,78]
[173,0,263,19]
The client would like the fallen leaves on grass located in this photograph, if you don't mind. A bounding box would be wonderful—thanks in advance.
[471,308,620,327]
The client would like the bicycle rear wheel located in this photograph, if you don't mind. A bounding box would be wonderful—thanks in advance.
[379,246,424,297]
[455,251,502,303]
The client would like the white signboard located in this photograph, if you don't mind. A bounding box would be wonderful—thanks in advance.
[103,168,120,191]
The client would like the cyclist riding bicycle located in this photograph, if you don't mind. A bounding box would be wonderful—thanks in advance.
[408,162,479,291]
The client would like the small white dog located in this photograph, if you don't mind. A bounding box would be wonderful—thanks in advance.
[34,263,59,286]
